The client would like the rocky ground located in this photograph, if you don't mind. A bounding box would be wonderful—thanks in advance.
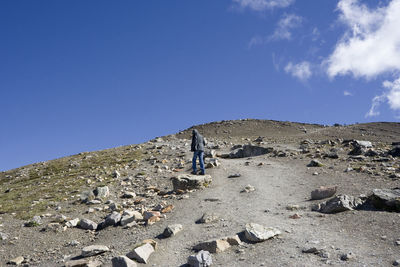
[0,119,400,266]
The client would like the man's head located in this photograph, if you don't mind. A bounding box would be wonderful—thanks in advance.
[192,129,199,136]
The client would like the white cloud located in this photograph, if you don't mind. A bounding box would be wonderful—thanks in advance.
[325,0,400,116]
[269,13,303,41]
[285,61,312,81]
[232,0,295,11]
[326,0,400,78]
[344,90,353,96]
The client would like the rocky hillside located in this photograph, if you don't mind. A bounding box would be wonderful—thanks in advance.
[0,119,399,266]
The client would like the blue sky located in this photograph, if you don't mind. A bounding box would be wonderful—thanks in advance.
[1,0,400,171]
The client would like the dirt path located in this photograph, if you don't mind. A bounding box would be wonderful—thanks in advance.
[144,155,398,266]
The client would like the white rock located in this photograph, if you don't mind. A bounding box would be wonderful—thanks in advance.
[111,255,137,267]
[126,243,154,264]
[81,245,109,257]
[244,223,281,242]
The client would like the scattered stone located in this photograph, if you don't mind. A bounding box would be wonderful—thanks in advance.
[197,213,219,224]
[368,188,400,212]
[171,174,212,191]
[340,252,355,261]
[113,170,121,179]
[8,256,24,265]
[286,204,300,211]
[241,184,255,193]
[121,191,136,199]
[188,250,212,267]
[80,190,95,203]
[24,216,41,227]
[79,219,98,230]
[311,186,337,200]
[244,223,281,242]
[94,186,110,199]
[324,152,339,159]
[193,239,231,253]
[395,240,400,246]
[388,146,400,157]
[66,218,80,228]
[45,222,66,232]
[223,235,242,246]
[312,195,364,213]
[52,214,67,223]
[105,211,122,226]
[393,259,400,266]
[160,205,174,213]
[206,158,220,168]
[0,232,9,240]
[120,210,143,226]
[163,224,183,237]
[111,256,137,267]
[143,211,160,220]
[289,213,301,219]
[81,245,109,257]
[365,149,378,157]
[307,160,323,167]
[126,243,154,264]
[228,173,241,178]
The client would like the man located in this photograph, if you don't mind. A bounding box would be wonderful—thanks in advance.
[191,129,206,175]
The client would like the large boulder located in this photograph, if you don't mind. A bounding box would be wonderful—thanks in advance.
[312,195,364,213]
[368,188,400,212]
[171,174,212,191]
[229,145,273,158]
[244,223,281,242]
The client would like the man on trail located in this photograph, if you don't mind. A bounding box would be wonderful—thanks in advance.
[191,129,206,175]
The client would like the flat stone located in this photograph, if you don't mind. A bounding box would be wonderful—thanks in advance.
[111,256,137,267]
[193,239,231,253]
[229,145,273,158]
[307,160,323,167]
[163,224,183,237]
[311,186,337,200]
[244,223,281,242]
[188,250,212,267]
[65,259,102,267]
[171,174,212,191]
[126,243,154,264]
[79,219,98,230]
[81,245,109,257]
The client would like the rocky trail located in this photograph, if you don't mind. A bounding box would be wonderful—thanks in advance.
[1,119,400,266]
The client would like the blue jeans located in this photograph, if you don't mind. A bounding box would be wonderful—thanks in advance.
[192,151,205,174]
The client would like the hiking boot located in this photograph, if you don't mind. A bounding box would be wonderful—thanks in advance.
[191,171,197,175]
[199,172,205,175]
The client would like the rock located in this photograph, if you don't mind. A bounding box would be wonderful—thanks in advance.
[161,205,174,213]
[120,210,143,226]
[312,195,364,213]
[111,256,137,267]
[244,223,281,242]
[393,259,400,266]
[289,213,301,219]
[324,152,339,159]
[80,190,95,203]
[307,159,323,167]
[121,191,136,199]
[223,235,242,246]
[163,224,183,237]
[79,219,98,230]
[388,146,400,157]
[66,218,80,228]
[354,140,372,148]
[311,186,337,200]
[206,158,220,168]
[8,256,24,265]
[81,245,109,257]
[286,204,301,211]
[197,213,219,224]
[45,222,66,232]
[348,146,366,156]
[142,239,158,250]
[241,184,255,193]
[188,250,213,267]
[0,232,9,240]
[171,174,212,191]
[340,252,355,261]
[365,149,378,157]
[105,211,122,226]
[24,215,42,227]
[52,214,67,223]
[229,145,273,158]
[113,170,121,179]
[368,188,400,212]
[193,239,231,253]
[228,173,241,178]
[65,259,102,267]
[94,186,110,199]
[126,243,154,264]
[143,211,160,220]
[204,149,217,158]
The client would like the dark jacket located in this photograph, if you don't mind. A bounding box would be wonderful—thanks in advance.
[191,129,205,152]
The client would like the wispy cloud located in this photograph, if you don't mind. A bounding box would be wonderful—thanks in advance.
[343,90,353,96]
[285,61,312,81]
[269,13,303,41]
[232,0,295,11]
[325,0,400,116]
